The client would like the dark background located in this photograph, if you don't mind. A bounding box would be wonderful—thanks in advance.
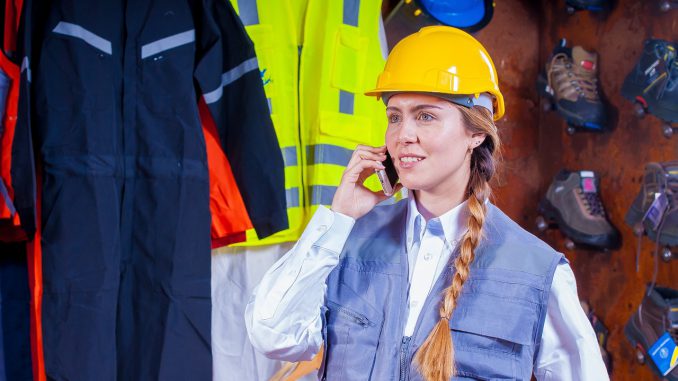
[381,0,677,380]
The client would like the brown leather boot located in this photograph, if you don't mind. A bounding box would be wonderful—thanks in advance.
[539,39,608,133]
[538,170,621,250]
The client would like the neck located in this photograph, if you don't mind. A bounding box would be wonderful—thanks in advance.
[413,185,468,221]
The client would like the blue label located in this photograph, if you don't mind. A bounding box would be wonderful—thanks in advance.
[649,332,678,376]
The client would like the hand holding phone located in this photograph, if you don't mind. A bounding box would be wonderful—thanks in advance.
[331,145,397,220]
[376,151,399,196]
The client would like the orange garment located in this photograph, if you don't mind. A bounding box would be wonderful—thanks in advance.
[198,99,252,248]
[3,0,22,54]
[0,49,20,229]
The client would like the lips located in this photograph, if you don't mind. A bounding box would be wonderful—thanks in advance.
[398,154,425,169]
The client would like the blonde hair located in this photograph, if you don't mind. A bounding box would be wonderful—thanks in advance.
[414,105,501,380]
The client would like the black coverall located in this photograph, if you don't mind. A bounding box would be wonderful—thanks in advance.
[11,0,287,379]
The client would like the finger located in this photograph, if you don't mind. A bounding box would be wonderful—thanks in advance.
[347,149,387,168]
[354,144,386,154]
[342,159,385,184]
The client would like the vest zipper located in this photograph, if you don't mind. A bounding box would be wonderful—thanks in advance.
[335,305,371,327]
[399,336,412,381]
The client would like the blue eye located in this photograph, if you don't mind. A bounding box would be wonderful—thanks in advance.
[388,114,401,123]
[418,113,434,121]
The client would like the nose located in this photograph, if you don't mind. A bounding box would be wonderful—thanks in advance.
[397,118,417,144]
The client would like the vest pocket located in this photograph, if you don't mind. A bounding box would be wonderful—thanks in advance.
[448,292,539,379]
[324,287,383,380]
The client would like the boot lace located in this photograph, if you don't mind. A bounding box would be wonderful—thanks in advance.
[577,188,605,217]
[549,53,600,102]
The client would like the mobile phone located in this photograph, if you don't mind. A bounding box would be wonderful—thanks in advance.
[376,151,399,196]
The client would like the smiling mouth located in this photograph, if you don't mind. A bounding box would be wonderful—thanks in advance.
[399,156,424,163]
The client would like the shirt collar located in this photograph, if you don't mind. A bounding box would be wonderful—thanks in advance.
[406,195,469,250]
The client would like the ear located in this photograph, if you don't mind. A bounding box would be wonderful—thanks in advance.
[470,133,487,148]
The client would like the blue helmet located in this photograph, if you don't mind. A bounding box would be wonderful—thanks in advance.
[418,0,494,30]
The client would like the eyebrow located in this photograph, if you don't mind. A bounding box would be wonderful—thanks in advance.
[386,104,443,112]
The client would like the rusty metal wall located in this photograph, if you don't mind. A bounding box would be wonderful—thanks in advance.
[382,0,677,379]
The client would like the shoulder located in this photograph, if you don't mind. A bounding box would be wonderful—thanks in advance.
[351,199,408,237]
[339,199,408,264]
[473,203,564,275]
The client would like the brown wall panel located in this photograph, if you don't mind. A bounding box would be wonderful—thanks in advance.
[537,1,677,380]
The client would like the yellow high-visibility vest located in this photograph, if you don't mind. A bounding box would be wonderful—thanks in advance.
[300,0,386,217]
[229,0,386,246]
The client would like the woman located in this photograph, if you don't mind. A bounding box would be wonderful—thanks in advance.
[245,26,608,381]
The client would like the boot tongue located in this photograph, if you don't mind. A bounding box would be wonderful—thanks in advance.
[573,46,598,73]
[579,171,598,194]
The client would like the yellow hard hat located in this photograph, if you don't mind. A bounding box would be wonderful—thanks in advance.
[365,26,505,121]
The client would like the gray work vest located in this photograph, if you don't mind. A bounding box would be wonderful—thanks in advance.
[320,200,564,380]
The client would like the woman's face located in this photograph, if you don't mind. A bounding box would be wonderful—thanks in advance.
[385,93,484,196]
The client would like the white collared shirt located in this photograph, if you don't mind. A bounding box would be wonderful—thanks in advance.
[404,197,468,336]
[245,202,609,381]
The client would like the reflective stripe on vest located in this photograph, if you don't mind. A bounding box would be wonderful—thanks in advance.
[306,144,352,167]
[309,185,337,206]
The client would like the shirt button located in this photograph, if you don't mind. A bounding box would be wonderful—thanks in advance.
[423,253,432,261]
[410,300,419,308]
[318,225,327,232]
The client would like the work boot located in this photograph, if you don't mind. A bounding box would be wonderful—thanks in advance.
[539,170,621,250]
[625,161,678,247]
[541,39,608,131]
[624,285,678,380]
[621,39,678,124]
[566,0,611,13]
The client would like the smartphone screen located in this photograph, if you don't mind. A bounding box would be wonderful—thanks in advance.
[377,151,399,196]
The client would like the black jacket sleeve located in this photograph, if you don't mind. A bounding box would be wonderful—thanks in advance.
[193,0,287,239]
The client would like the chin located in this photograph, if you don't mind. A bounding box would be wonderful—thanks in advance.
[398,177,427,192]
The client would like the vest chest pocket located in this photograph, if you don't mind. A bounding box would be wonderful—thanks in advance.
[323,286,384,381]
[448,292,540,380]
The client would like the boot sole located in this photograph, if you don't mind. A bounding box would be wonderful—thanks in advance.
[621,79,678,123]
[538,198,620,250]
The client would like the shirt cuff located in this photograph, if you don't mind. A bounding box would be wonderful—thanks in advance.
[312,206,355,255]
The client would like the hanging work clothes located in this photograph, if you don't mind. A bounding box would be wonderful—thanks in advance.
[227,0,387,247]
[10,0,286,379]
